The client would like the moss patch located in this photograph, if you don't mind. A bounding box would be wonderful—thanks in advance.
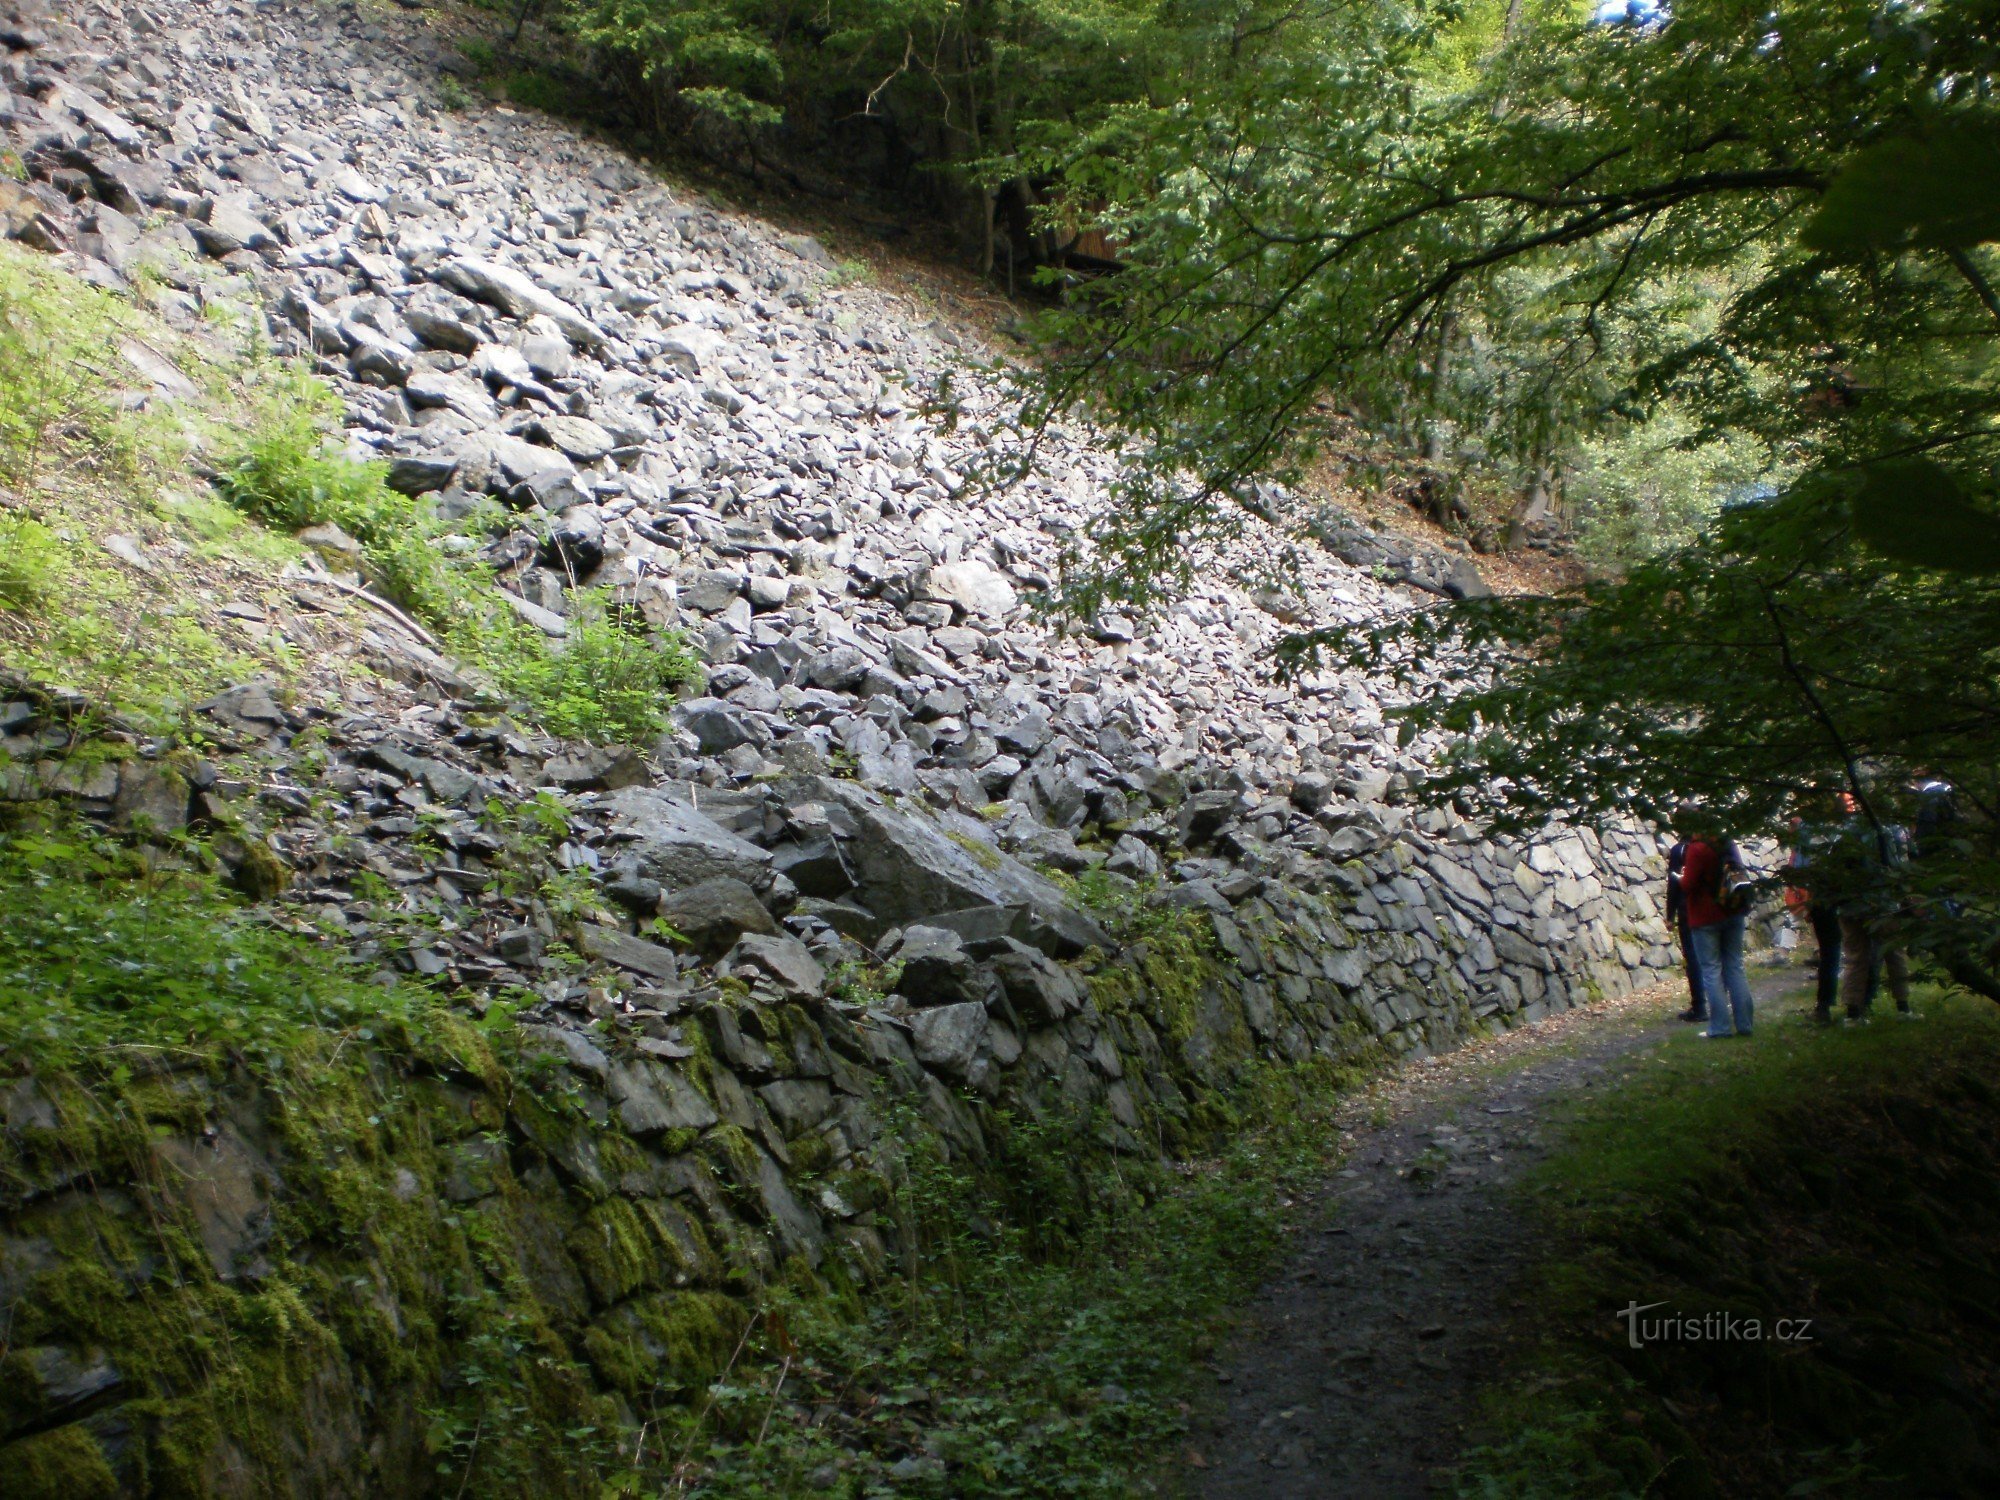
[0,829,699,1495]
[4,1425,121,1500]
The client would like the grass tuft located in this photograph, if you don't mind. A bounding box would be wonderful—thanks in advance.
[0,513,61,609]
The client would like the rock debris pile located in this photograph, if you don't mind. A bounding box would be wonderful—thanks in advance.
[1,0,1681,1485]
[0,0,1686,1155]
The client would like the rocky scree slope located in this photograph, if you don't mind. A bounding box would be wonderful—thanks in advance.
[0,0,1680,1491]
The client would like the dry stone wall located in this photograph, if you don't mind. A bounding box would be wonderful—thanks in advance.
[0,0,1682,1488]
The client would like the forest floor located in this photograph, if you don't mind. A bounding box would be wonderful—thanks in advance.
[1188,962,1805,1498]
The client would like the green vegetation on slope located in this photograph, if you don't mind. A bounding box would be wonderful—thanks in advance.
[1454,993,2000,1499]
[675,1055,1384,1497]
[0,803,1396,1497]
[0,242,695,746]
[0,244,279,724]
[212,370,699,745]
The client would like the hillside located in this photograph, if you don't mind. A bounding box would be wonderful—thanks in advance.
[0,0,1676,1493]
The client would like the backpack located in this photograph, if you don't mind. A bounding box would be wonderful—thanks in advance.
[1713,841,1756,914]
[1912,781,1956,860]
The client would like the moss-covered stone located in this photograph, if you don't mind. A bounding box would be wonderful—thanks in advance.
[567,1196,662,1307]
[581,1288,743,1397]
[0,1424,120,1500]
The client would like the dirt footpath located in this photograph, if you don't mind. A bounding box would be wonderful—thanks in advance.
[1189,968,1801,1497]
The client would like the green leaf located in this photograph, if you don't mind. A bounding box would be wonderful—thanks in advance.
[1849,460,2000,573]
[1803,118,2000,254]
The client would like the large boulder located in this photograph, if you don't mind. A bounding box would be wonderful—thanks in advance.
[657,323,727,376]
[1176,789,1246,846]
[990,939,1083,1024]
[603,787,773,890]
[813,784,1110,955]
[656,876,778,954]
[437,256,606,348]
[919,559,1017,620]
[908,1003,988,1078]
[719,933,826,1000]
[890,926,991,1008]
[770,838,853,898]
[675,698,768,755]
[605,1060,718,1137]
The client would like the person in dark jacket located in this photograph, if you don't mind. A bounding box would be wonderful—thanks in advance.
[1838,804,1912,1020]
[1665,820,1708,1023]
[1786,802,1845,1024]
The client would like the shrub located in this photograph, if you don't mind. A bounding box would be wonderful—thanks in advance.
[0,514,62,610]
[477,594,698,745]
[0,246,142,489]
[211,375,389,535]
[213,377,698,745]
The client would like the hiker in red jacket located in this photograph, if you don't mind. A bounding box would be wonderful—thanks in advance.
[1679,818,1756,1037]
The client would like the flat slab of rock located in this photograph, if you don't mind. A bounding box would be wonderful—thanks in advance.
[919,559,1017,620]
[720,933,825,1000]
[192,200,275,256]
[577,925,680,982]
[531,414,617,462]
[821,784,1106,956]
[437,256,605,348]
[604,787,773,889]
[658,876,777,955]
[606,1059,717,1136]
[657,323,725,375]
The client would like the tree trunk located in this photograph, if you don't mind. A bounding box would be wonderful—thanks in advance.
[1505,457,1554,550]
[1421,311,1456,465]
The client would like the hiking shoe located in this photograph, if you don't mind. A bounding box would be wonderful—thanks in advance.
[1813,1009,1835,1027]
[1677,1008,1707,1023]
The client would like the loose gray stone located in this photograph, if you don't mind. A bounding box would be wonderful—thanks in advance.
[532,414,617,462]
[606,1060,718,1136]
[919,559,1017,619]
[437,256,606,348]
[604,787,773,888]
[577,925,680,982]
[657,876,778,954]
[908,1001,988,1078]
[721,932,826,999]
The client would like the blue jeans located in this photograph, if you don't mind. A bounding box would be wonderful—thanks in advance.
[1691,915,1753,1036]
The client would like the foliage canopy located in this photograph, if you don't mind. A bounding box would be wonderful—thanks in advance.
[997,0,2000,983]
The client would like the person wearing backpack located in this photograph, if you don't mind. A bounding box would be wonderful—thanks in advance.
[1679,817,1756,1037]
